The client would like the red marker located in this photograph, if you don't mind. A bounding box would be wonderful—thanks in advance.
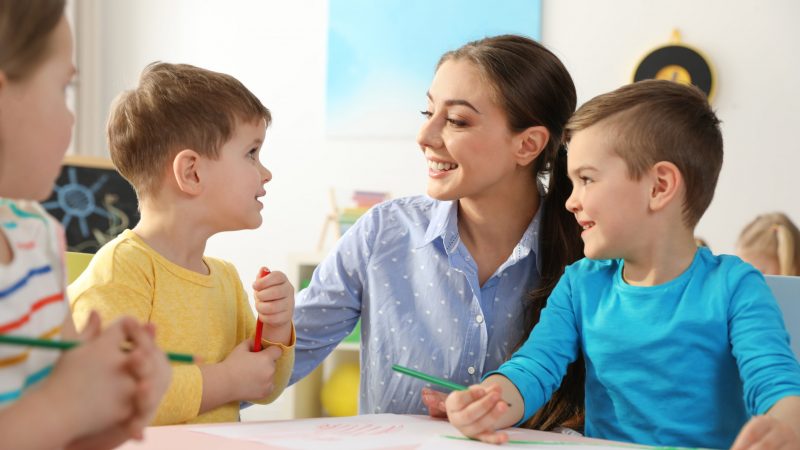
[253,267,270,352]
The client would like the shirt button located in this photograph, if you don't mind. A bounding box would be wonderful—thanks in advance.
[467,366,476,375]
[476,315,484,324]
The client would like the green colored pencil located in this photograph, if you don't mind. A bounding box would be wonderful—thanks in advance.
[392,364,467,391]
[0,334,195,363]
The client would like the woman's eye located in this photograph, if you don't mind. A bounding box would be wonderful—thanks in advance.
[420,110,433,119]
[248,149,258,160]
[446,118,467,127]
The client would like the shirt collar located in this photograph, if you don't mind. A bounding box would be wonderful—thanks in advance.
[514,203,542,273]
[412,191,543,273]
[413,199,459,252]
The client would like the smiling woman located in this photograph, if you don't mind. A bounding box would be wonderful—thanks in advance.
[292,34,585,432]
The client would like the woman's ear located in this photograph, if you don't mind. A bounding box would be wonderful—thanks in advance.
[172,149,202,195]
[515,125,550,166]
[648,161,683,212]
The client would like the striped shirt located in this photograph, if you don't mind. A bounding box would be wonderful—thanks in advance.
[0,199,68,407]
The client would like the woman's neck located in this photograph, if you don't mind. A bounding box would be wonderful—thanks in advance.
[457,177,540,285]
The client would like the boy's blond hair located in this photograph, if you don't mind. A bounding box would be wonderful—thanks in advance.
[107,62,271,199]
[565,79,722,226]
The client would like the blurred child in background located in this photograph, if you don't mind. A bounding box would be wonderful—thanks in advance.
[736,212,800,276]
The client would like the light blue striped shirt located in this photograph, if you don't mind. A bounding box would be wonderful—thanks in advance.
[291,195,542,414]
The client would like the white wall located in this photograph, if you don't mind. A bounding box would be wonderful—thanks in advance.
[83,0,800,281]
[82,0,424,285]
[542,0,800,254]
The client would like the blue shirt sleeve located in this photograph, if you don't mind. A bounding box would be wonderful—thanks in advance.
[290,209,377,384]
[727,265,800,414]
[486,267,581,424]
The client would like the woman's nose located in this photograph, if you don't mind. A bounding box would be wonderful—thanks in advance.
[416,116,443,150]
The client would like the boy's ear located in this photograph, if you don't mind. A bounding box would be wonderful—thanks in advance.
[172,149,202,195]
[648,161,683,212]
[514,126,550,166]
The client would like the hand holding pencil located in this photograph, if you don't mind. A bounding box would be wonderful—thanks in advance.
[34,312,171,442]
[252,267,295,347]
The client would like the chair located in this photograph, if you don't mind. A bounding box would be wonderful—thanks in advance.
[764,275,800,359]
[65,251,94,284]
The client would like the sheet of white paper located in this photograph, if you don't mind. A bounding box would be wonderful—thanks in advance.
[190,414,641,450]
[417,434,643,450]
[190,414,462,450]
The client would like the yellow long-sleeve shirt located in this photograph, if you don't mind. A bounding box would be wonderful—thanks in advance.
[68,230,294,425]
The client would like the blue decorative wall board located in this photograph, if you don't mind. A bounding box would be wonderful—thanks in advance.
[326,0,542,138]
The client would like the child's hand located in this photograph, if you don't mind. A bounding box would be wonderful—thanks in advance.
[122,322,171,440]
[445,384,510,445]
[731,415,800,450]
[44,314,141,438]
[223,340,283,401]
[422,388,448,418]
[253,269,295,345]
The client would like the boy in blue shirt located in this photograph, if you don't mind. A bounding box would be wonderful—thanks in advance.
[444,80,800,449]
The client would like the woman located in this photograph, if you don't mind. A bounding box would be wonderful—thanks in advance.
[291,34,584,431]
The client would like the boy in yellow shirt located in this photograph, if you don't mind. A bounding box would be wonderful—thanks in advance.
[69,62,295,425]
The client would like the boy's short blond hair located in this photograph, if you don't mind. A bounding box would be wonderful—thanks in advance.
[107,62,271,199]
[565,79,722,226]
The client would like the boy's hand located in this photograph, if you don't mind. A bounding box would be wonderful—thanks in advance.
[731,415,800,450]
[44,314,141,438]
[223,340,283,401]
[422,388,448,418]
[445,384,510,445]
[253,269,294,345]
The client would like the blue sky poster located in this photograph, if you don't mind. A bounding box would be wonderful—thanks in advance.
[326,0,542,138]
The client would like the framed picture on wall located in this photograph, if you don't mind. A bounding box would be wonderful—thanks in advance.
[326,0,542,139]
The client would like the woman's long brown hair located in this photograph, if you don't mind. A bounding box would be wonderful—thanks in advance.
[440,35,585,431]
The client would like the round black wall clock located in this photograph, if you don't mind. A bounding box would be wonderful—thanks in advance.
[633,30,715,100]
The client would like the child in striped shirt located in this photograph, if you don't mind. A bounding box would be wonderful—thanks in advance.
[0,1,170,448]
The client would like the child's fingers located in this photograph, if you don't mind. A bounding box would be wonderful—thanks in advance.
[254,284,293,303]
[255,298,291,316]
[421,388,448,418]
[79,310,102,341]
[252,271,289,290]
[126,381,154,441]
[457,393,508,437]
[261,345,283,359]
[445,387,486,413]
[143,322,157,338]
[475,429,510,445]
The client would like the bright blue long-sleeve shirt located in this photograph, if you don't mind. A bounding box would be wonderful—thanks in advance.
[492,247,800,449]
[292,195,542,414]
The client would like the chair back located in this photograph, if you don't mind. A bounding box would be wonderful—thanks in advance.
[765,275,800,359]
[65,251,93,284]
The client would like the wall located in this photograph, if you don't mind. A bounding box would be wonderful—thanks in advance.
[78,0,425,287]
[70,0,799,422]
[542,0,800,254]
[82,0,800,272]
